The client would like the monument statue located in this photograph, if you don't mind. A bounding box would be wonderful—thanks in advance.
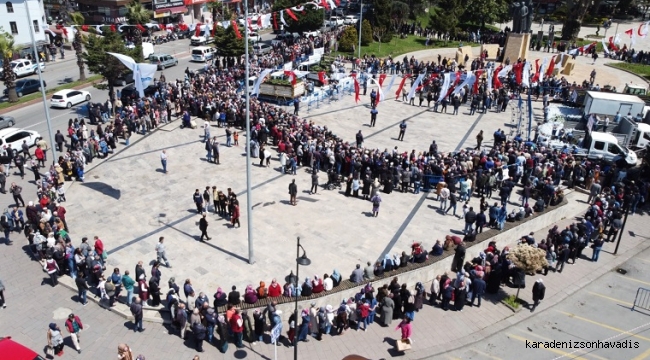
[510,0,532,33]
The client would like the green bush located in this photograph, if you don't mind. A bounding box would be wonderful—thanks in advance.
[503,295,520,309]
[361,19,373,46]
[339,26,358,52]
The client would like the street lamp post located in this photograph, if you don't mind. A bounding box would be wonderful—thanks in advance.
[614,204,630,255]
[25,0,58,165]
[357,0,363,59]
[244,0,254,265]
[294,237,311,360]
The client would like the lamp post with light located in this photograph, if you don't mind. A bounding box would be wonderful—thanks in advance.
[293,237,310,360]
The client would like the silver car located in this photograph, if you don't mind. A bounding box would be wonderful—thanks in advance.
[149,53,178,70]
[0,115,15,129]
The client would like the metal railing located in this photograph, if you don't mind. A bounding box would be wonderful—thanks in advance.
[632,287,650,312]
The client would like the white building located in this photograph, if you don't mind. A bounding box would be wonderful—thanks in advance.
[0,0,47,47]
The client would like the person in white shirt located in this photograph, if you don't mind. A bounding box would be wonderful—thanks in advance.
[160,150,168,174]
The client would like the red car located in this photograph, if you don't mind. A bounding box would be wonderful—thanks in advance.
[0,337,45,360]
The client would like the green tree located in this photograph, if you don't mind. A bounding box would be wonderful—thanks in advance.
[70,12,86,81]
[215,25,249,57]
[406,0,426,20]
[0,31,19,102]
[338,26,358,52]
[369,0,393,42]
[83,30,142,102]
[391,1,410,32]
[561,0,592,40]
[126,0,152,46]
[458,0,510,31]
[273,0,324,33]
[429,0,462,44]
[361,19,373,46]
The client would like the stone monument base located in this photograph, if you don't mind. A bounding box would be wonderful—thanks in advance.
[455,46,473,66]
[502,32,531,64]
[481,44,499,60]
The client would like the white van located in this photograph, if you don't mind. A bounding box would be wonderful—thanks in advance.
[585,132,637,165]
[191,46,216,62]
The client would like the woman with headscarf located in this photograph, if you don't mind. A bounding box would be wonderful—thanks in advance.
[441,278,453,311]
[312,275,324,294]
[213,287,227,308]
[335,300,350,334]
[117,343,134,360]
[497,205,507,230]
[297,308,310,342]
[244,284,258,304]
[414,282,425,311]
[301,277,313,297]
[216,314,229,353]
[323,274,333,291]
[331,269,342,287]
[137,274,149,302]
[454,280,467,311]
[255,280,266,298]
[268,279,282,297]
[253,309,265,343]
[47,323,65,356]
[149,276,161,306]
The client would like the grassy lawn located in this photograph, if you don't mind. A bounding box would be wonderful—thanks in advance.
[608,62,650,80]
[334,36,467,59]
[0,74,103,111]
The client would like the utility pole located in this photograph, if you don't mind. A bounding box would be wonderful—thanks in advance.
[357,0,363,59]
[244,0,254,265]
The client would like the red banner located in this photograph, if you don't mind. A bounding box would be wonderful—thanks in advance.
[378,73,387,87]
[545,56,556,78]
[395,76,408,99]
[285,9,298,21]
[231,20,242,39]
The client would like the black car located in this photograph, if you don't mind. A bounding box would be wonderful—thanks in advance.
[112,72,134,86]
[120,84,158,103]
[4,78,46,97]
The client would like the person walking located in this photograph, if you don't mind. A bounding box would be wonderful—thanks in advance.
[44,256,60,286]
[289,179,298,206]
[445,191,458,217]
[475,130,484,150]
[155,237,171,268]
[370,106,378,127]
[395,317,412,343]
[397,120,407,141]
[129,296,144,332]
[47,323,65,357]
[160,150,168,174]
[531,279,546,312]
[370,193,382,217]
[230,309,244,348]
[65,313,84,354]
[75,275,89,305]
[199,213,211,241]
[591,235,605,262]
[193,189,204,213]
[10,183,24,207]
[231,202,241,228]
[310,170,319,194]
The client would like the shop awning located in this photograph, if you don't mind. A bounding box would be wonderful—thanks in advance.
[154,6,187,15]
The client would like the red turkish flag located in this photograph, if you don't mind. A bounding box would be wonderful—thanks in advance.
[136,24,146,32]
[231,20,242,39]
[378,74,387,87]
[625,28,634,37]
[545,56,556,78]
[493,65,502,89]
[284,70,296,85]
[285,9,298,21]
[195,23,202,37]
[81,25,89,32]
[395,75,408,99]
[531,59,540,83]
[321,0,330,10]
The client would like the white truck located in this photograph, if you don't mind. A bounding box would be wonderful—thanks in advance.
[583,91,646,118]
[191,25,215,46]
[0,59,45,79]
[550,131,638,166]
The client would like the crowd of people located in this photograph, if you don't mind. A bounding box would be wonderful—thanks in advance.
[3,18,649,358]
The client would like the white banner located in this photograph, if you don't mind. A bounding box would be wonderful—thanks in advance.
[522,61,531,88]
[368,77,385,103]
[538,57,549,81]
[251,68,274,96]
[452,71,476,95]
[486,67,493,92]
[313,48,325,56]
[497,64,512,78]
[108,52,157,97]
[385,74,397,94]
[438,72,451,102]
[283,62,293,71]
[407,73,425,102]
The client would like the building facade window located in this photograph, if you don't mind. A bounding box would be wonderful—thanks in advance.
[33,20,39,32]
[6,2,13,13]
[9,21,17,34]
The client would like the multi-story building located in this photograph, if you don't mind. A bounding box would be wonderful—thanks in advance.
[0,0,48,47]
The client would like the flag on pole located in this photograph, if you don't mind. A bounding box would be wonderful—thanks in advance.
[545,56,556,77]
[284,70,297,85]
[452,71,476,95]
[395,76,408,100]
[602,38,610,55]
[285,9,298,21]
[527,90,533,140]
[522,61,531,87]
[280,11,288,27]
[378,74,387,87]
[368,77,385,104]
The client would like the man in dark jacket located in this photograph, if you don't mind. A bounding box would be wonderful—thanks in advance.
[74,276,89,305]
[228,285,241,306]
[129,297,144,332]
[471,277,486,307]
[464,207,477,234]
[199,213,210,241]
[531,279,546,312]
[556,244,570,273]
[193,321,207,352]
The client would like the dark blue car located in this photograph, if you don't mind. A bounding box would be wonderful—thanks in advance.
[4,78,46,97]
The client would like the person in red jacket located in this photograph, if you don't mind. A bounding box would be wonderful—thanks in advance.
[267,279,282,298]
[94,236,105,268]
[64,313,84,354]
[229,309,244,348]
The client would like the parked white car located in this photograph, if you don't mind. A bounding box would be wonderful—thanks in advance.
[344,15,359,25]
[0,128,41,155]
[50,89,92,109]
[0,59,45,79]
[326,16,345,27]
[304,29,321,38]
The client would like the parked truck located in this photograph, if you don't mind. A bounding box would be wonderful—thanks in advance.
[583,91,646,118]
[191,25,214,46]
